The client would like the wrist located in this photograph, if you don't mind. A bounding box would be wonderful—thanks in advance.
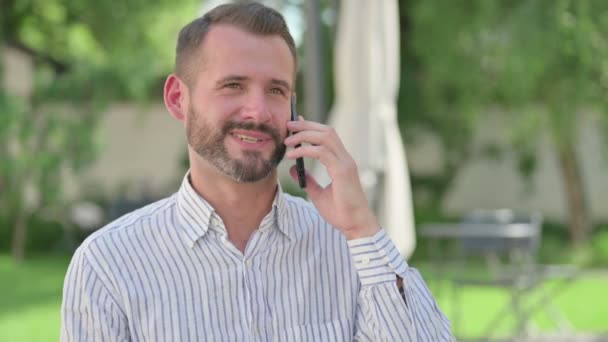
[343,223,381,240]
[339,208,380,240]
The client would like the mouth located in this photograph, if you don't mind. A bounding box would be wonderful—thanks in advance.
[233,133,264,143]
[228,130,274,150]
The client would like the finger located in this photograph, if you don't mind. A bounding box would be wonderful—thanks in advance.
[286,145,339,165]
[286,123,350,158]
[284,131,340,152]
[289,165,324,200]
[287,119,333,133]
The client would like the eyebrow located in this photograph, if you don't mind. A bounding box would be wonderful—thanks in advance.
[216,75,292,91]
[215,75,248,87]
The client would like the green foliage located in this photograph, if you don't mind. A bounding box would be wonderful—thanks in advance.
[0,0,199,260]
[398,2,476,211]
[407,0,608,166]
[0,94,100,217]
[0,214,66,254]
[4,0,199,101]
[590,229,608,265]
[402,0,608,242]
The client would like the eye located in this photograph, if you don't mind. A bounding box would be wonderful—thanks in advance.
[225,83,241,89]
[269,88,285,95]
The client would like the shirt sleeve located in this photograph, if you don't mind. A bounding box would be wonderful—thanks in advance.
[61,247,130,342]
[347,229,455,341]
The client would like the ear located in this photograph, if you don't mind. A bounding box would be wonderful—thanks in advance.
[164,74,188,121]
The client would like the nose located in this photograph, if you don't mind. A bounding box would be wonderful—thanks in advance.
[240,89,272,123]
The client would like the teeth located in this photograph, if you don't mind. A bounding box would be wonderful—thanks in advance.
[236,134,262,143]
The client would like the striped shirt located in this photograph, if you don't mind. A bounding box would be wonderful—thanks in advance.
[61,173,453,341]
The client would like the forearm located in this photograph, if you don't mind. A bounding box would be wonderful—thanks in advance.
[348,230,454,341]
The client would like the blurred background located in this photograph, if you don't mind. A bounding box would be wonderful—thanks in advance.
[1,0,608,341]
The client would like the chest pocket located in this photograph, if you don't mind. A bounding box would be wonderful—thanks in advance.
[276,319,351,342]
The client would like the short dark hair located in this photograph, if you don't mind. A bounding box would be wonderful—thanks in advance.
[175,2,297,86]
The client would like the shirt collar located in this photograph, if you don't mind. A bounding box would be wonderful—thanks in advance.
[175,171,295,248]
[175,172,214,248]
[273,181,295,240]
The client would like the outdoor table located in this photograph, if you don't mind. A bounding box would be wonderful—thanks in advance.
[420,221,577,341]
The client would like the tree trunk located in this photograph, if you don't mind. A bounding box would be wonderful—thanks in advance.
[556,139,589,245]
[11,210,27,263]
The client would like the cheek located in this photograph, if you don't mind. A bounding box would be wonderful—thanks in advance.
[214,99,240,118]
[276,117,290,141]
[270,102,291,131]
[191,87,238,119]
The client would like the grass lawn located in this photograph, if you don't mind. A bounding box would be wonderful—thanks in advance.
[0,254,607,341]
[0,254,70,342]
[426,273,608,339]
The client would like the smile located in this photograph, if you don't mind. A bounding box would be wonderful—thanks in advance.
[235,134,263,143]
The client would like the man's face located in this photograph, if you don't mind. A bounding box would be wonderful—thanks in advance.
[185,25,294,182]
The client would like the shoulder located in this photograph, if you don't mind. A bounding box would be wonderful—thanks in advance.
[65,195,180,293]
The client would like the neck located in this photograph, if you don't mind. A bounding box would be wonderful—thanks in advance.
[188,149,278,251]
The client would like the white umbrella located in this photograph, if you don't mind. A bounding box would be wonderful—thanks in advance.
[312,0,416,258]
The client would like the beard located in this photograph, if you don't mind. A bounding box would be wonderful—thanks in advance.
[186,104,287,183]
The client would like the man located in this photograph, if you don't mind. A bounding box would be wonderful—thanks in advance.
[61,2,453,341]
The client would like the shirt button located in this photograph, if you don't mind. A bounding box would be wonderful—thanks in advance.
[361,256,370,265]
[245,259,253,267]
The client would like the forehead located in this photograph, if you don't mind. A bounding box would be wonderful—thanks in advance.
[195,24,295,87]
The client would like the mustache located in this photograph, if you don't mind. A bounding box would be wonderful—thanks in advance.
[222,121,284,144]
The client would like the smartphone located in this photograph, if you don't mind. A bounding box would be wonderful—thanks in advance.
[290,95,307,188]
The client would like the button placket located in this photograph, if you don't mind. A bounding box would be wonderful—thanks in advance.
[242,257,254,340]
